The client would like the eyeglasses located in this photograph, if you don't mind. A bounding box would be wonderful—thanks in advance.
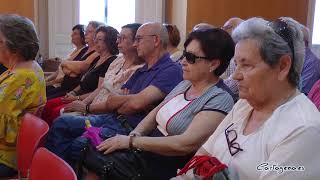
[182,50,211,64]
[268,18,295,61]
[225,123,243,156]
[134,34,156,43]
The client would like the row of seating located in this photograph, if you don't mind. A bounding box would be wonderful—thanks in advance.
[2,113,76,180]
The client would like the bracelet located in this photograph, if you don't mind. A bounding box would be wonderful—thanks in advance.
[70,90,77,96]
[129,134,136,149]
[129,131,142,137]
[85,103,91,114]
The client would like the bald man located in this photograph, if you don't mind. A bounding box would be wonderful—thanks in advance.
[221,17,244,35]
[300,25,320,94]
[192,22,215,31]
[221,17,243,79]
[45,22,183,168]
[221,17,244,100]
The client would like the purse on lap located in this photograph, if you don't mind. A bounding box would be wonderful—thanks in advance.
[76,139,148,180]
[177,155,230,180]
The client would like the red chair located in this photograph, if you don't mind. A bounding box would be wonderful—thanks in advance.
[16,113,49,178]
[28,148,77,180]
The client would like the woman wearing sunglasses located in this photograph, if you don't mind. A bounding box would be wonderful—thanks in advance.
[176,17,320,180]
[85,28,236,179]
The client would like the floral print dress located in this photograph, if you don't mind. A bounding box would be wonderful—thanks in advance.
[0,67,46,169]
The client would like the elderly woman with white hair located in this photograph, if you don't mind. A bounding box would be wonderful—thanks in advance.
[175,17,320,180]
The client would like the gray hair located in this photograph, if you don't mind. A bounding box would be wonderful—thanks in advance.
[232,17,305,87]
[0,14,39,60]
[88,21,105,29]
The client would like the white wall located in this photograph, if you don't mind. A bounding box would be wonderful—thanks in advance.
[37,0,49,59]
[171,0,187,49]
[43,0,165,59]
[135,0,165,23]
[308,0,320,57]
[48,0,79,59]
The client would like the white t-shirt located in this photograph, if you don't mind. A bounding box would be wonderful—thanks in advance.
[202,94,320,180]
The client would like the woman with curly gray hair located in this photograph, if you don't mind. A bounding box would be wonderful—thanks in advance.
[0,14,46,177]
[175,17,320,180]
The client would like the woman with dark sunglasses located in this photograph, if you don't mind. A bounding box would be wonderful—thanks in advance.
[86,28,235,180]
[176,17,320,180]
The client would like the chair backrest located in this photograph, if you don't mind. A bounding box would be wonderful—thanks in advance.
[29,148,77,180]
[16,113,49,177]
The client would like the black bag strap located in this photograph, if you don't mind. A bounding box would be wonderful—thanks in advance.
[75,138,90,179]
[116,114,134,133]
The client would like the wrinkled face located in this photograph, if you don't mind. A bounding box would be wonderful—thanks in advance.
[94,31,108,54]
[233,39,278,102]
[133,26,157,59]
[0,32,11,64]
[71,29,84,46]
[181,39,213,81]
[85,24,95,45]
[117,28,135,54]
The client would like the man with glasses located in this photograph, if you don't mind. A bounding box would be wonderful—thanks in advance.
[45,22,183,168]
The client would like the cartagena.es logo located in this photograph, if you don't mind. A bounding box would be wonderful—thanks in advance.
[257,162,305,174]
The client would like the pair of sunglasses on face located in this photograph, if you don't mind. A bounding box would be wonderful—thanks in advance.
[181,50,211,64]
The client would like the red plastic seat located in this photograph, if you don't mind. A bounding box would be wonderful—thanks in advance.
[16,113,49,178]
[28,148,76,180]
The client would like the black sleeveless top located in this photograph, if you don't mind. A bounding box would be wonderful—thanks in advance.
[78,55,117,94]
[74,46,89,61]
[60,49,98,91]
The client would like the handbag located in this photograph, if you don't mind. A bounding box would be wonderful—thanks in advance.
[177,155,230,180]
[77,139,148,180]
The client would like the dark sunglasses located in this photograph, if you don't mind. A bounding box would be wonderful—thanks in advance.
[268,18,295,61]
[182,50,211,64]
[225,123,243,156]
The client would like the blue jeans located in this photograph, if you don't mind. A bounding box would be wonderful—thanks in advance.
[45,113,130,168]
[0,163,17,177]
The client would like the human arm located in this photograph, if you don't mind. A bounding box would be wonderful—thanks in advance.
[45,70,59,82]
[82,77,104,104]
[0,71,45,147]
[60,85,82,103]
[116,85,165,115]
[88,85,166,114]
[61,60,88,75]
[97,110,226,156]
[129,104,162,136]
[63,91,100,113]
[61,52,99,75]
